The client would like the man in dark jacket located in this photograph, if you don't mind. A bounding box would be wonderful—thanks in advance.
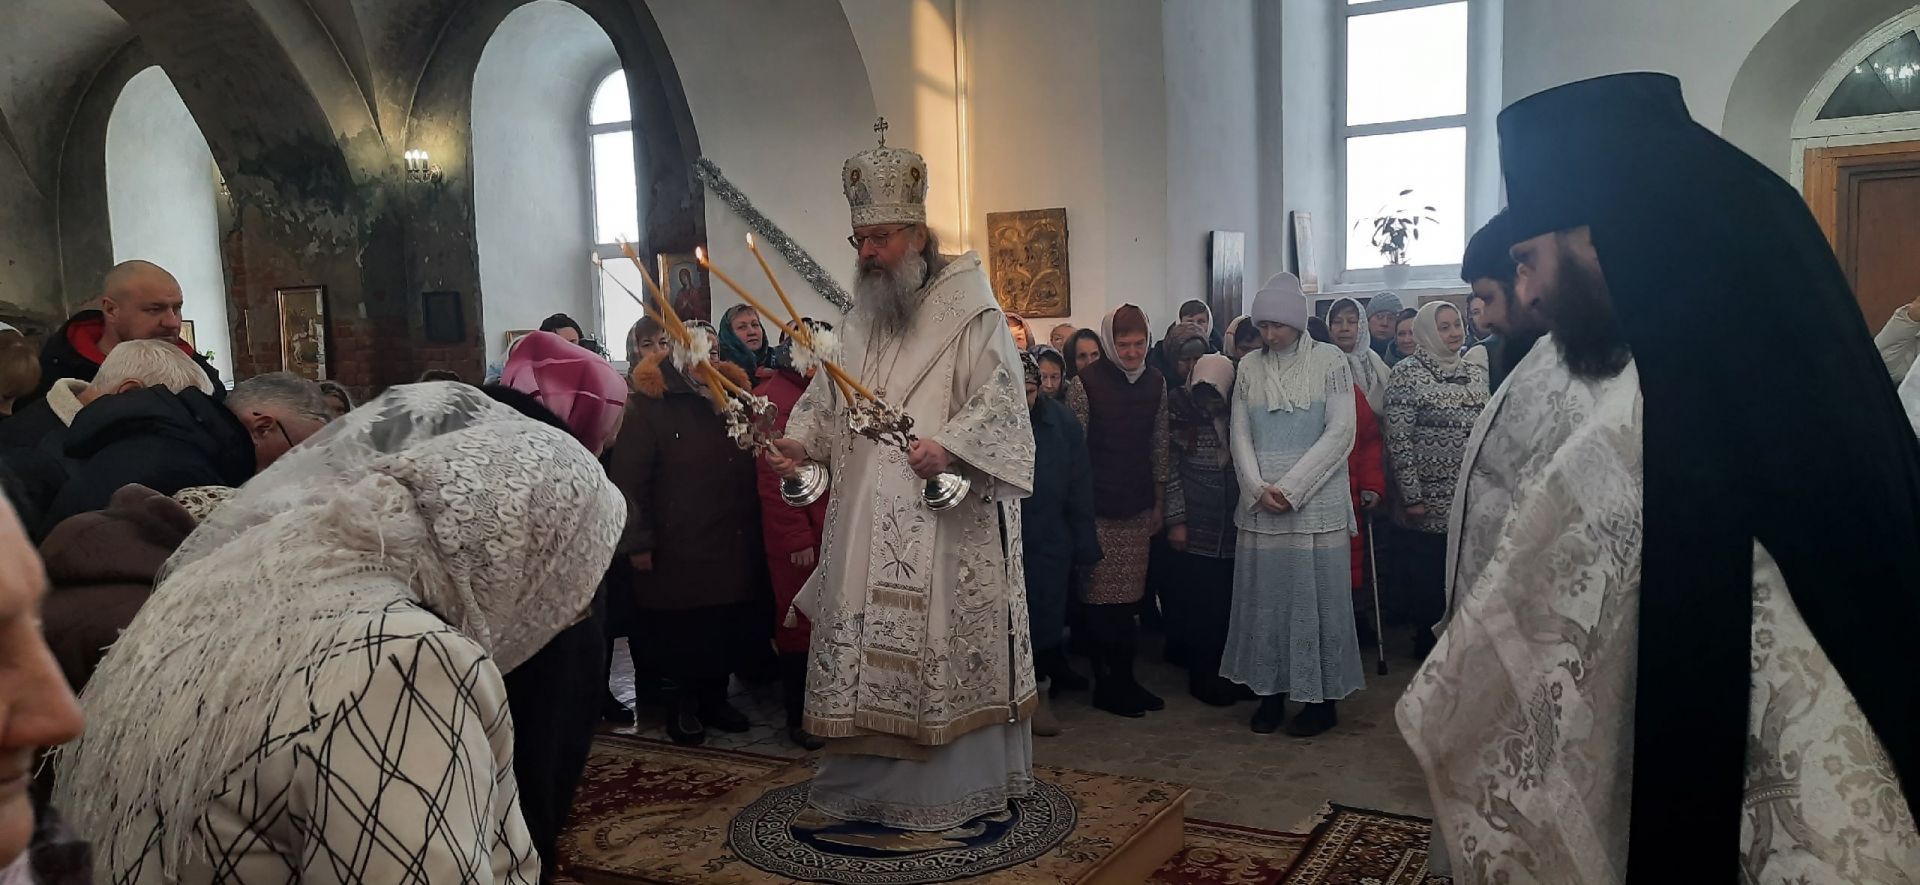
[43,372,328,529]
[1019,352,1100,735]
[2,340,217,532]
[31,260,225,403]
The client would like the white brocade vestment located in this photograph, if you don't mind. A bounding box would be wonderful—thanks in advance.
[1400,339,1920,883]
[784,252,1038,830]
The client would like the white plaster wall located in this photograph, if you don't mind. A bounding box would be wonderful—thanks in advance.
[472,0,616,366]
[645,0,877,325]
[1163,0,1263,315]
[1502,0,1795,131]
[1277,0,1339,295]
[1724,0,1920,175]
[839,0,964,248]
[964,0,1168,333]
[105,66,232,381]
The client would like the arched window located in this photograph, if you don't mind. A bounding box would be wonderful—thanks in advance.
[1818,30,1920,121]
[589,70,646,363]
[1795,9,1920,153]
[106,67,232,381]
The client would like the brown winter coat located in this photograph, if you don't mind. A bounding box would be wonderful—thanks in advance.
[608,354,767,611]
[39,483,197,693]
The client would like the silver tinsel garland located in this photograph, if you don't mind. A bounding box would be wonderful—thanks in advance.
[694,157,852,313]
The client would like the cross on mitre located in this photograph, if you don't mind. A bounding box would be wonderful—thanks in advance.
[874,117,889,146]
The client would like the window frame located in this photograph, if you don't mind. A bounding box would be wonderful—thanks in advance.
[1790,9,1920,189]
[586,67,638,360]
[1336,0,1485,286]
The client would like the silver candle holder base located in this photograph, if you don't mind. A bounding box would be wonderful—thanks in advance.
[781,461,829,507]
[921,472,972,512]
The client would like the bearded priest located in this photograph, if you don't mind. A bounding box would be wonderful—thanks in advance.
[767,123,1038,832]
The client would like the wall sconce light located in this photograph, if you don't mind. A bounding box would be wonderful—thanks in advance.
[404,149,443,184]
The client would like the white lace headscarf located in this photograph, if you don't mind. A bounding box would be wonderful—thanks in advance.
[56,404,625,878]
[163,381,524,577]
[1330,297,1386,391]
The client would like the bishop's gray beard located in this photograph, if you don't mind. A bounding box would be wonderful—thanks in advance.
[852,250,930,344]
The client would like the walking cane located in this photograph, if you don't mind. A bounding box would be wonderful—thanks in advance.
[1366,521,1387,676]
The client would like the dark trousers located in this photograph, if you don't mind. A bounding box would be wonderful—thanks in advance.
[1142,532,1174,629]
[779,651,808,729]
[1165,552,1235,683]
[1398,529,1448,629]
[1082,602,1140,685]
[505,592,608,882]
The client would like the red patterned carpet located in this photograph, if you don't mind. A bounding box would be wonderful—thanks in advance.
[557,733,1440,883]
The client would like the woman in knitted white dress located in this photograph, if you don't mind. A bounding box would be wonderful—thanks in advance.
[1220,274,1363,738]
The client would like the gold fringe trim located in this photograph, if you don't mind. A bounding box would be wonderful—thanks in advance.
[803,690,1039,749]
[860,649,921,675]
[870,587,928,612]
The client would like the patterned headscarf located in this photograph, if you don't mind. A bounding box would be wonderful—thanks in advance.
[1100,304,1153,384]
[718,304,774,377]
[502,329,628,453]
[1020,350,1040,387]
[1412,301,1467,371]
[58,407,624,878]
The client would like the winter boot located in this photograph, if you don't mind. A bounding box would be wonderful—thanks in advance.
[1250,695,1288,734]
[1285,701,1338,737]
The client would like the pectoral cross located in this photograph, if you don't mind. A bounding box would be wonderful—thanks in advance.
[874,117,889,147]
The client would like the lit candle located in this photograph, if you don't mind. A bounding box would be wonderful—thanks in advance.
[697,247,877,403]
[745,233,807,346]
[620,240,684,337]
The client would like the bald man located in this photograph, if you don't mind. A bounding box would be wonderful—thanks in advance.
[32,260,225,402]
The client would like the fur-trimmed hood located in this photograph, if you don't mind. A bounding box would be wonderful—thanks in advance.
[629,351,750,402]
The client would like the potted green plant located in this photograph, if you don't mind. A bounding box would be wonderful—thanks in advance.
[1359,189,1438,290]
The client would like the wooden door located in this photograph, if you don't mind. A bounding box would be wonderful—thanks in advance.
[1804,142,1920,329]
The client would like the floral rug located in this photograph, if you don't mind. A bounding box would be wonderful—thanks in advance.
[557,734,1440,884]
[1278,804,1449,884]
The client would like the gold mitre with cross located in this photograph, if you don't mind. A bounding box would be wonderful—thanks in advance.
[843,117,928,227]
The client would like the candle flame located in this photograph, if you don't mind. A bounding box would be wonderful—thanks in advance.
[694,245,707,263]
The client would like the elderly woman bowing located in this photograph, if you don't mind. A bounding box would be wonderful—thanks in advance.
[56,382,626,884]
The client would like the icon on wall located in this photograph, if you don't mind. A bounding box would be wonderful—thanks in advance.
[179,320,197,350]
[275,286,328,381]
[657,253,711,322]
[986,208,1071,318]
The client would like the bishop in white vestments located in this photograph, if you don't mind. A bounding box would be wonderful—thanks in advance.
[770,128,1037,832]
[1399,73,1920,882]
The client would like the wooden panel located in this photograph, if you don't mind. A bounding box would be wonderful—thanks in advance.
[1208,231,1245,324]
[1803,141,1920,325]
[1803,141,1920,245]
[1842,168,1920,328]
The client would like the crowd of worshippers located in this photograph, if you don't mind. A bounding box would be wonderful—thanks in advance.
[6,77,1920,881]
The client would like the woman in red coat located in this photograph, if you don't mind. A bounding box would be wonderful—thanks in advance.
[755,322,833,750]
[1310,318,1386,633]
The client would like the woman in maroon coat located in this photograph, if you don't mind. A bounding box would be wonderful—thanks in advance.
[610,349,770,746]
[754,322,832,750]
